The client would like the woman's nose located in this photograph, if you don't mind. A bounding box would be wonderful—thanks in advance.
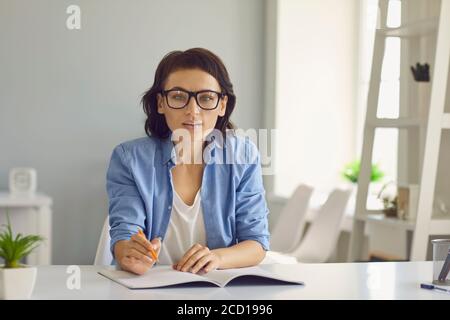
[185,96,201,114]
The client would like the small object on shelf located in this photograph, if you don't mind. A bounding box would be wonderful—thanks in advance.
[401,184,419,221]
[410,62,430,82]
[377,183,419,220]
[382,196,398,218]
[8,168,37,196]
[377,181,398,218]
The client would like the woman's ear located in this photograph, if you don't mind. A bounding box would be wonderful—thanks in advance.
[156,93,165,115]
[218,95,228,117]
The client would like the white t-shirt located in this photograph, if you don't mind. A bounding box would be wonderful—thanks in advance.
[157,189,207,265]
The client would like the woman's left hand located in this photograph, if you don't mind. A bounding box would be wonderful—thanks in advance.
[173,243,222,274]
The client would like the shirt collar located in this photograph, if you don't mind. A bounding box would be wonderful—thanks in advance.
[160,136,176,165]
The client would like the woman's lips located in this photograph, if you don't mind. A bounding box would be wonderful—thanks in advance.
[182,122,202,129]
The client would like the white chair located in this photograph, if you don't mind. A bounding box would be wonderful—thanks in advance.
[94,216,113,265]
[269,184,314,253]
[289,188,352,263]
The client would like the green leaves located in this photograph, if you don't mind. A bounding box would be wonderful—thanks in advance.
[0,211,44,268]
[342,160,385,184]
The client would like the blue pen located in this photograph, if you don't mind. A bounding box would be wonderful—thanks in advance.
[421,283,450,294]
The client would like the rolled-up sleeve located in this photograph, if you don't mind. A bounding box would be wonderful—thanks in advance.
[106,144,145,257]
[235,140,270,251]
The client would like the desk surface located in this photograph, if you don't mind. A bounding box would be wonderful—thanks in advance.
[31,261,449,300]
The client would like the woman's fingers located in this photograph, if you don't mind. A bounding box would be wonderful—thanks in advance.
[131,233,153,251]
[129,241,153,258]
[178,246,210,272]
[191,251,221,274]
[175,244,199,270]
[121,256,134,268]
[150,237,162,254]
[121,256,152,276]
[116,239,159,275]
[131,234,159,260]
[121,256,139,272]
[175,243,204,271]
[127,248,154,266]
[190,254,213,274]
[202,260,219,273]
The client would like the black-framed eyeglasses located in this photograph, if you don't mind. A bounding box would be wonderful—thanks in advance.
[161,88,226,110]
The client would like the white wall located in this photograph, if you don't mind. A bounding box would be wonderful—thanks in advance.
[274,0,359,198]
[0,0,265,264]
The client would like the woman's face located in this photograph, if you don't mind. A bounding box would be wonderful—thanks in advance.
[157,68,227,141]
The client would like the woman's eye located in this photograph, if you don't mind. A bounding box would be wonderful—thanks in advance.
[200,95,213,101]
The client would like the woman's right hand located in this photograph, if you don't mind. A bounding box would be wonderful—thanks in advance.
[114,235,161,275]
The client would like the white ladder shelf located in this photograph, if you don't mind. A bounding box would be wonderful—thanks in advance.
[348,0,450,262]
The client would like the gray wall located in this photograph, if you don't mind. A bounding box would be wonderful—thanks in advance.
[0,0,265,264]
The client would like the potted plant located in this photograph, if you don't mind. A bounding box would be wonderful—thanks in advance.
[0,211,44,299]
[341,160,385,184]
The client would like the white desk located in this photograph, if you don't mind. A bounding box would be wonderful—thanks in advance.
[0,192,53,265]
[31,262,449,299]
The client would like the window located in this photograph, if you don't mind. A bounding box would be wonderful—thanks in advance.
[273,0,359,197]
[273,0,402,198]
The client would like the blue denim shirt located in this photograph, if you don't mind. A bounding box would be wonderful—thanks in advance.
[106,133,270,259]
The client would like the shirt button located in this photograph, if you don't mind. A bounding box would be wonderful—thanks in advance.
[168,206,172,210]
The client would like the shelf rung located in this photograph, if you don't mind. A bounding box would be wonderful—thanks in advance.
[354,210,416,230]
[377,18,438,38]
[368,118,422,128]
[442,113,450,129]
[355,210,450,234]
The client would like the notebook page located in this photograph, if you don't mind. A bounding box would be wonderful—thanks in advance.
[204,266,304,287]
[99,266,220,289]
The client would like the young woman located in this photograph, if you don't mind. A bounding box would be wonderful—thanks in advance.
[106,48,270,275]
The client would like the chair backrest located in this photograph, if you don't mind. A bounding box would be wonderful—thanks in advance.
[291,188,351,263]
[94,216,113,265]
[270,184,314,253]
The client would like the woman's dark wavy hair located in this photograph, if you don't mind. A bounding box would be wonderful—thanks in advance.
[141,48,236,139]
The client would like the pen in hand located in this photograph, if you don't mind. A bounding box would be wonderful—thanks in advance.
[137,228,159,262]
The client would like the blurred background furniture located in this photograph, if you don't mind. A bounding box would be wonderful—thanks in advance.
[94,216,113,266]
[289,188,352,263]
[269,184,313,253]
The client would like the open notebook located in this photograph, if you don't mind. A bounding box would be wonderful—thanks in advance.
[99,266,304,289]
